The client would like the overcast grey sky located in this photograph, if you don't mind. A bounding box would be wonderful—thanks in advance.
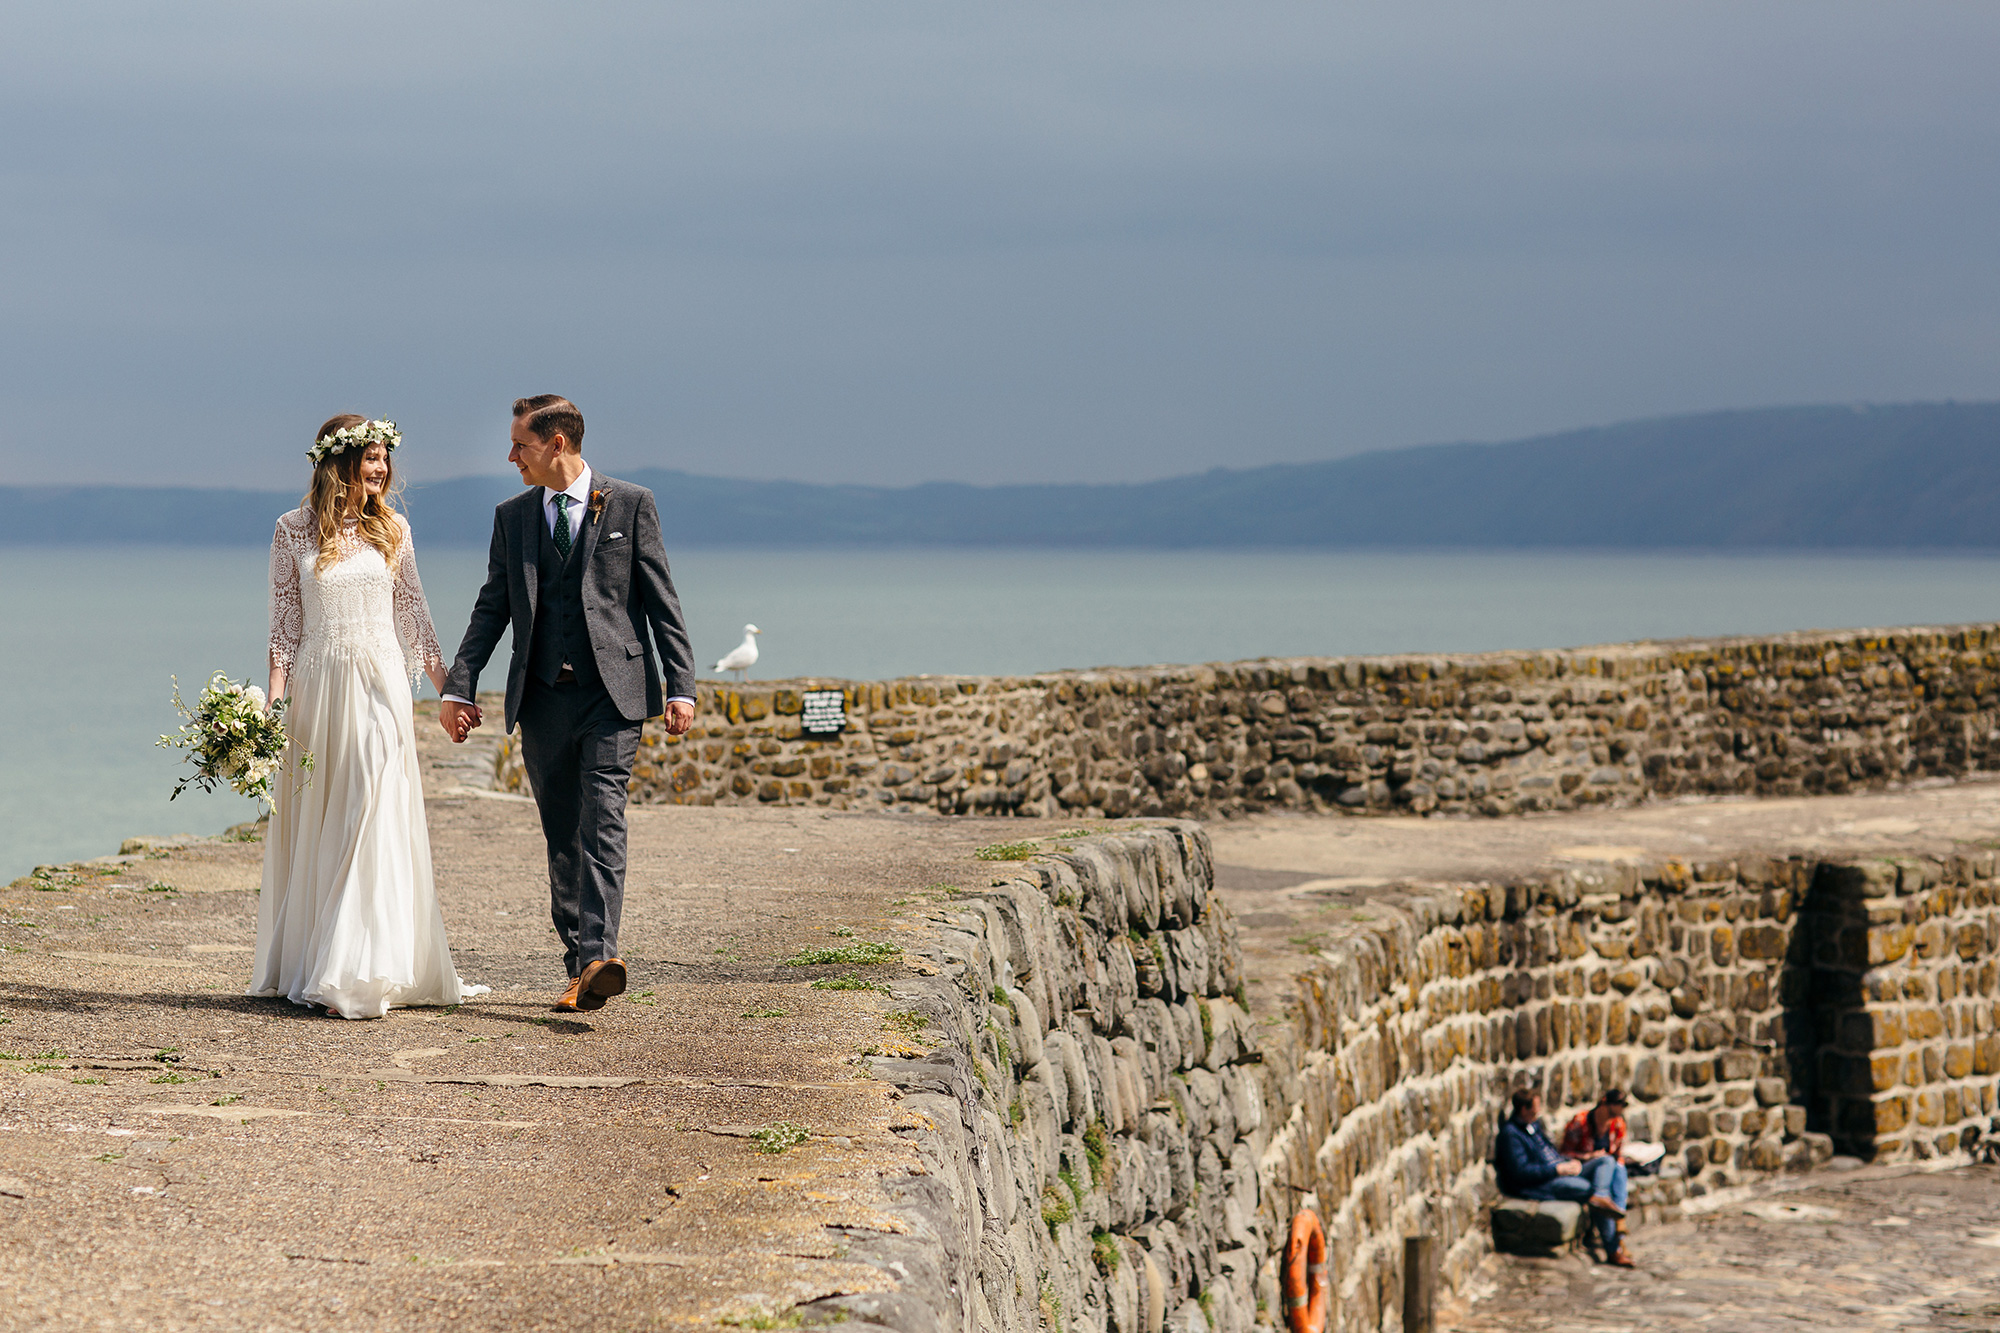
[4,2,1997,488]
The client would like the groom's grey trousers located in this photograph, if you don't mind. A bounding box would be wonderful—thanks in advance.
[516,677,640,979]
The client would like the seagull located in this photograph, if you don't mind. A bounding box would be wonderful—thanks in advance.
[713,624,761,681]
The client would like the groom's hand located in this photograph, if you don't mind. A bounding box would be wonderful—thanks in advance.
[663,700,694,736]
[439,699,481,744]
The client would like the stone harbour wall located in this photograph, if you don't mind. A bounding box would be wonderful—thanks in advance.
[1251,858,1830,1333]
[857,829,2000,1332]
[1805,852,2000,1161]
[833,824,1267,1333]
[495,623,2000,819]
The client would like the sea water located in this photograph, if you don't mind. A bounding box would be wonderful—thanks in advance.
[4,544,1997,879]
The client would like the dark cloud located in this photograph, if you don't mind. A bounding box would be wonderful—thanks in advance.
[2,2,1997,488]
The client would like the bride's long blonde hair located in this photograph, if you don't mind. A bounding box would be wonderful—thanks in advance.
[305,413,404,576]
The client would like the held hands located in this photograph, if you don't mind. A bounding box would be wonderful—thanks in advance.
[439,699,483,744]
[1556,1160,1584,1176]
[663,700,694,736]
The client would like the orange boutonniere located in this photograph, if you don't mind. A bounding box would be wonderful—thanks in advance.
[587,489,606,523]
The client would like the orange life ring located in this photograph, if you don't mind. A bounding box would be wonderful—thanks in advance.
[1283,1208,1329,1333]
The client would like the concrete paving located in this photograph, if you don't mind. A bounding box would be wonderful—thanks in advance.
[0,699,1077,1332]
[1205,778,2000,1009]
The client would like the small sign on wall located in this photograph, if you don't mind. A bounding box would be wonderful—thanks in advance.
[801,689,847,737]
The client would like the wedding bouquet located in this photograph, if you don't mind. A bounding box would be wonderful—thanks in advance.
[157,672,311,806]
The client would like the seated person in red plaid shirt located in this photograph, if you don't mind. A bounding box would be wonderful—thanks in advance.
[1561,1088,1633,1261]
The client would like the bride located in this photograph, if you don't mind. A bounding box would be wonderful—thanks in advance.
[251,414,485,1019]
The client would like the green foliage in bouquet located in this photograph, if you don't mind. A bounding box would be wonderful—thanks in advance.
[157,672,312,807]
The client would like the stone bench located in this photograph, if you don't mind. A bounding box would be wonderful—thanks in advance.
[1490,1198,1585,1255]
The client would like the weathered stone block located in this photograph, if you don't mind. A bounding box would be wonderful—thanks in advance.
[1718,1050,1758,1081]
[1820,861,1900,900]
[1490,1199,1582,1254]
[1840,1008,1904,1050]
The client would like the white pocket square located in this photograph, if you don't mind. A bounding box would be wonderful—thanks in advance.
[606,531,624,540]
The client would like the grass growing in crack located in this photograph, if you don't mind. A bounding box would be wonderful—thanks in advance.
[883,1010,928,1035]
[1009,1098,1025,1126]
[1059,1165,1086,1206]
[71,1077,105,1085]
[811,972,889,994]
[741,1008,787,1019]
[92,1151,124,1163]
[721,1309,846,1330]
[1040,1184,1073,1237]
[783,941,901,967]
[149,1071,202,1084]
[975,841,1038,861]
[754,1121,809,1154]
[1091,1228,1121,1273]
[211,1093,242,1107]
[1082,1119,1112,1187]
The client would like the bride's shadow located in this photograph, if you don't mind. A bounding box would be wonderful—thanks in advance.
[0,983,594,1034]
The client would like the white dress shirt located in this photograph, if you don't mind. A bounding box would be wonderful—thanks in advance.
[442,461,693,710]
[542,464,594,542]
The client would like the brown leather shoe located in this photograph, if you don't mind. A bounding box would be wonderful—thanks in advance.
[553,976,586,1013]
[1610,1247,1636,1268]
[1590,1194,1627,1218]
[578,957,627,1011]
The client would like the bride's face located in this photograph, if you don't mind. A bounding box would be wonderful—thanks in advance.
[354,443,390,499]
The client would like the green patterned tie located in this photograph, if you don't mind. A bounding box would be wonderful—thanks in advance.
[552,493,573,560]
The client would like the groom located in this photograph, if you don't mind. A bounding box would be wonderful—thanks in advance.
[439,394,696,1013]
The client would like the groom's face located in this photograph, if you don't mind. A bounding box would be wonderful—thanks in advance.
[508,418,571,489]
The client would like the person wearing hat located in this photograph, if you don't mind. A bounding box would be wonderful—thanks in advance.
[1561,1088,1634,1266]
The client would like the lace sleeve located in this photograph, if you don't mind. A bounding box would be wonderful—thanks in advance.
[268,513,304,675]
[392,516,445,688]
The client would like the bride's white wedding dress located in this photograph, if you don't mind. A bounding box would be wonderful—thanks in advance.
[250,509,485,1019]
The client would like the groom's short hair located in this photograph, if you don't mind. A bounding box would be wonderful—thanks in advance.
[514,395,585,452]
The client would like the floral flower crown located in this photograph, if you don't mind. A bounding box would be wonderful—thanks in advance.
[307,419,401,465]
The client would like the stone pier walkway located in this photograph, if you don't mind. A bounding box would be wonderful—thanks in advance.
[0,701,1074,1332]
[14,706,2000,1331]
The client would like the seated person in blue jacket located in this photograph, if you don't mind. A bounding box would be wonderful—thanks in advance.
[1493,1088,1634,1267]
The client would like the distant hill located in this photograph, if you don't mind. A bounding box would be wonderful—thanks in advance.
[7,402,1999,548]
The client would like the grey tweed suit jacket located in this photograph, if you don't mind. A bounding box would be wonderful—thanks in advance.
[442,474,696,734]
